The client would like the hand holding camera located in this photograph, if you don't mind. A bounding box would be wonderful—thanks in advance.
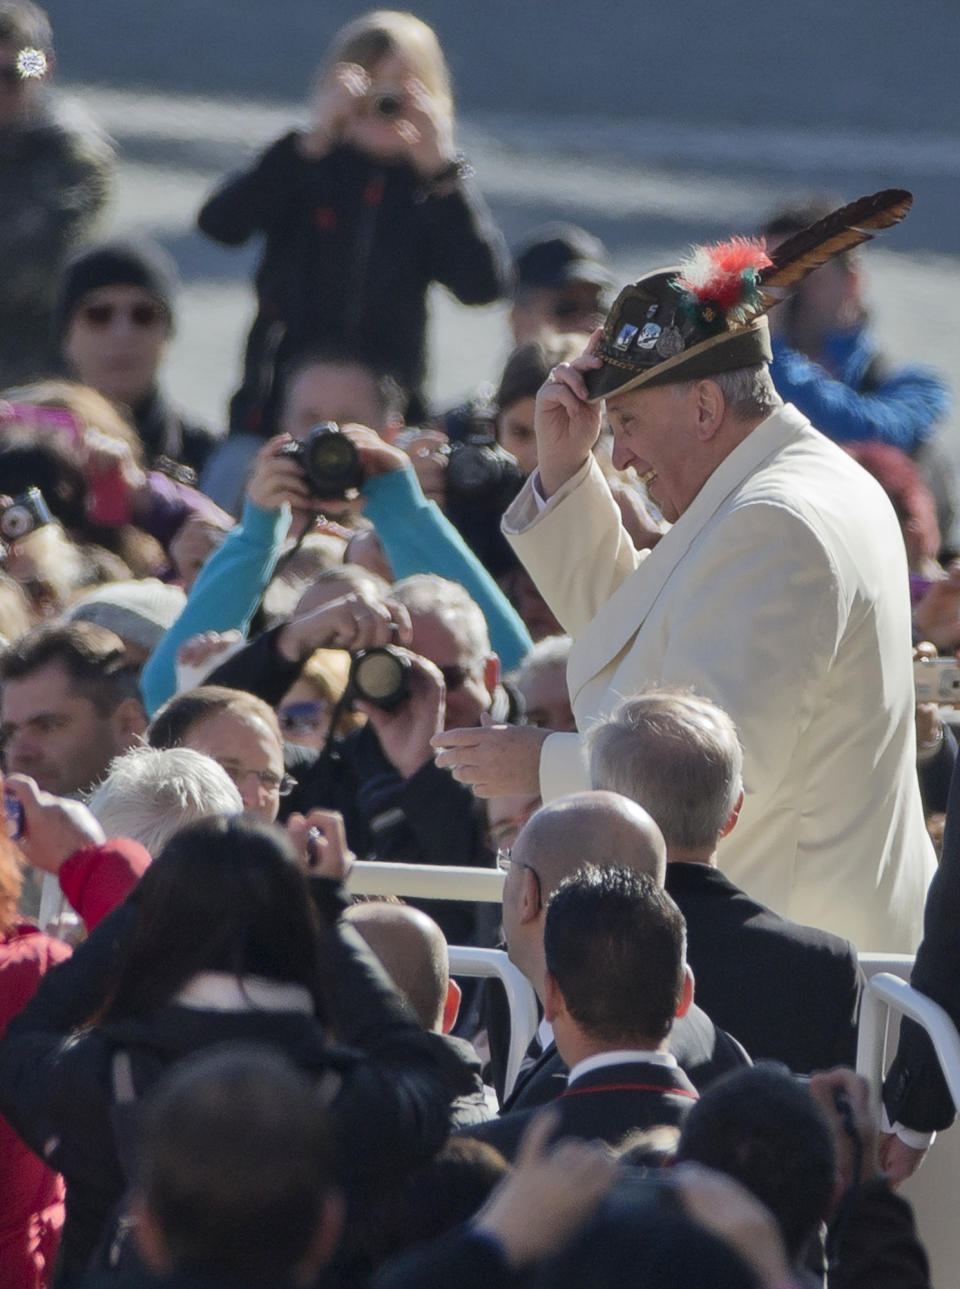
[277,591,411,664]
[246,434,322,513]
[355,649,446,780]
[301,61,372,158]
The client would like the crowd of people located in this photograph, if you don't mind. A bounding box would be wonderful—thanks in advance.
[1,3,958,1287]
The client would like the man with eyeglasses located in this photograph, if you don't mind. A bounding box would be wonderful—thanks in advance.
[55,238,218,479]
[0,1,113,387]
[146,686,290,824]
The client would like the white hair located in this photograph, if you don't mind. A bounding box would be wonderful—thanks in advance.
[508,634,571,698]
[86,746,243,857]
[587,690,743,850]
[670,364,781,420]
[391,573,491,667]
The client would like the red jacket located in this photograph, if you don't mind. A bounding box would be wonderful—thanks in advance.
[0,839,149,1288]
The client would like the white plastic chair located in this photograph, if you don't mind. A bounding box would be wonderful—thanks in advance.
[856,971,960,1286]
[448,946,540,1099]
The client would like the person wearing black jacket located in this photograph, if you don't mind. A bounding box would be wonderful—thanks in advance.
[197,11,509,432]
[588,691,862,1073]
[881,732,960,1182]
[208,574,503,946]
[0,815,458,1285]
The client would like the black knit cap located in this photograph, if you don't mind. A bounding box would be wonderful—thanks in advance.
[55,237,179,339]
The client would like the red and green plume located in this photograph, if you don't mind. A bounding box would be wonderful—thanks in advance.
[672,238,773,336]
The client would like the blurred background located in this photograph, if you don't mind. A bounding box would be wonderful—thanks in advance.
[44,0,960,452]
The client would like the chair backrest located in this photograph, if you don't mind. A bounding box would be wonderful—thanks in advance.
[448,947,539,1098]
[855,971,960,1287]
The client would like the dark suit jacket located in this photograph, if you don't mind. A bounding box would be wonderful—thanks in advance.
[665,862,862,1072]
[884,748,960,1132]
[499,1001,749,1115]
[458,1058,697,1161]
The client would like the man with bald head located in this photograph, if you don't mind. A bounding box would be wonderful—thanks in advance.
[343,901,492,1129]
[488,792,747,1114]
[462,862,698,1160]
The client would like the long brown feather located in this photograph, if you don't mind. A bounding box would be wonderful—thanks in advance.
[756,188,913,309]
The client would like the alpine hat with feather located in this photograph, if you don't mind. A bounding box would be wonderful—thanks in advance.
[583,189,914,403]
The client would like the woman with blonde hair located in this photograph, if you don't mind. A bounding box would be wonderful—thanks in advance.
[199,9,509,434]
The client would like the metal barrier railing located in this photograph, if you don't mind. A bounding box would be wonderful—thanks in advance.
[856,973,960,1113]
[346,859,505,903]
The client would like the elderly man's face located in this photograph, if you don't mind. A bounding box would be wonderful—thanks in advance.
[605,382,704,524]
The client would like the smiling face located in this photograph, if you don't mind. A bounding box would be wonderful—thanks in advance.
[605,382,706,523]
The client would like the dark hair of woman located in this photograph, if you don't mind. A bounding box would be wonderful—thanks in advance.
[98,816,324,1023]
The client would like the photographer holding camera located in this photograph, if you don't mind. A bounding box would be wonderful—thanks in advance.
[197,9,508,439]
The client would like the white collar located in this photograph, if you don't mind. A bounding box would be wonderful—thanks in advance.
[567,1048,677,1085]
[174,972,314,1014]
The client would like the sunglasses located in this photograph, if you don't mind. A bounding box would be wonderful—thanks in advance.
[278,700,331,734]
[77,301,166,329]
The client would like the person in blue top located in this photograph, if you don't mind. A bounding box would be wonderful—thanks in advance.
[763,198,956,547]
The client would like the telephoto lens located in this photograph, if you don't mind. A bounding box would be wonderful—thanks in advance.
[284,423,365,498]
[349,646,411,711]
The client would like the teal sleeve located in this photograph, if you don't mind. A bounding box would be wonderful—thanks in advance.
[140,498,291,715]
[363,467,532,671]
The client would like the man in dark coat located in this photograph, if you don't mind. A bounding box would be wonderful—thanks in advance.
[462,865,697,1160]
[588,689,862,1072]
[486,791,749,1114]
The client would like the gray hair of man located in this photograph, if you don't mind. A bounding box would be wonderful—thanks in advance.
[507,634,571,692]
[86,745,244,856]
[587,690,744,851]
[390,573,491,668]
[669,364,782,422]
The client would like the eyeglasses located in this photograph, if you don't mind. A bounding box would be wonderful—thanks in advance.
[77,301,167,329]
[496,846,542,905]
[217,761,297,796]
[278,700,331,735]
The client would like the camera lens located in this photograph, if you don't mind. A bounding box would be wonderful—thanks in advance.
[0,504,33,540]
[374,91,403,118]
[350,646,410,711]
[298,423,365,498]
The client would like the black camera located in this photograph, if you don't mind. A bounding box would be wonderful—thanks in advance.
[446,405,526,513]
[0,487,52,542]
[372,88,404,118]
[348,646,411,712]
[282,422,365,499]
